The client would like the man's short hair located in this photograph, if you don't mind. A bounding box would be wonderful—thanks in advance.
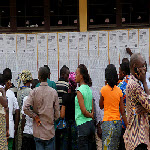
[130,53,143,68]
[3,68,12,83]
[60,65,69,76]
[44,65,50,74]
[39,67,49,81]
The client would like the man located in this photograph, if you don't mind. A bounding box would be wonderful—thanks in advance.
[124,53,150,150]
[36,65,57,91]
[55,65,70,150]
[23,67,60,150]
[56,65,70,107]
[3,68,20,150]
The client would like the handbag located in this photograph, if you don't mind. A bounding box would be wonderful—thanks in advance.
[57,118,67,129]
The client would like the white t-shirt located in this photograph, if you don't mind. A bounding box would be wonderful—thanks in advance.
[21,96,33,135]
[6,89,19,138]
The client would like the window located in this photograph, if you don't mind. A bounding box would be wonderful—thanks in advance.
[16,0,44,27]
[88,0,116,27]
[122,0,149,25]
[50,0,79,29]
[0,1,10,27]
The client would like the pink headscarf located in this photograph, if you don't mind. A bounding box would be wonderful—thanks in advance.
[69,72,77,91]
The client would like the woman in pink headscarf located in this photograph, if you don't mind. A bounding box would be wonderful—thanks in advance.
[60,72,78,150]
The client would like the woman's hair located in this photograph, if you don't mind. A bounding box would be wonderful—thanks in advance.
[105,64,118,88]
[31,79,39,89]
[78,64,92,87]
[120,62,130,75]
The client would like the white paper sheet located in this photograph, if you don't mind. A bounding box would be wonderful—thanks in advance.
[17,34,27,72]
[117,30,130,63]
[99,31,109,68]
[37,33,47,68]
[69,32,79,72]
[48,33,58,82]
[139,29,149,65]
[0,34,6,72]
[79,32,89,69]
[128,29,139,53]
[89,32,98,58]
[25,34,37,72]
[109,31,119,69]
[58,33,69,71]
[99,31,108,49]
[6,34,17,72]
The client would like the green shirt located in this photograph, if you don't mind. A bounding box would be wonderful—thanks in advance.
[75,84,92,126]
[36,78,57,91]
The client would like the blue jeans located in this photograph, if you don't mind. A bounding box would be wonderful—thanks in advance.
[77,120,96,150]
[34,137,55,150]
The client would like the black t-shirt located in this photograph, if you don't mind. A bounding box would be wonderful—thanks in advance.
[62,93,76,121]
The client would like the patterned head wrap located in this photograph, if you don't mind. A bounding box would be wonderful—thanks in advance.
[69,72,77,91]
[17,70,32,88]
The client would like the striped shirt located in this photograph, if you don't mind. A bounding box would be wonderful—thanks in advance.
[56,78,69,107]
[124,75,150,150]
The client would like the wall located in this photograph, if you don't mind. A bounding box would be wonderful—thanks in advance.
[1,28,149,93]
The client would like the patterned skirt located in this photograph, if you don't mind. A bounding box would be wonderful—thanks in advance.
[0,113,8,150]
[102,120,122,150]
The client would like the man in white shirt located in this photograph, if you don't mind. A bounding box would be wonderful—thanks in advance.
[6,89,19,150]
[3,68,20,150]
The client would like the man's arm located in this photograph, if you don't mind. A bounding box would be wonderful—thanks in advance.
[13,96,20,136]
[99,94,104,109]
[54,92,60,121]
[21,114,26,135]
[5,107,9,138]
[23,90,37,119]
[14,109,20,136]
[126,48,133,56]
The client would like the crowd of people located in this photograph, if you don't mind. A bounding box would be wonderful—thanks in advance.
[0,48,149,150]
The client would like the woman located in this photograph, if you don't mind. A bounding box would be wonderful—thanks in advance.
[0,73,10,150]
[75,64,95,150]
[100,64,127,150]
[0,88,9,150]
[16,70,32,150]
[60,72,78,150]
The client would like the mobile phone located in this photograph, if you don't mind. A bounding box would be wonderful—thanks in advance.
[134,67,139,76]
